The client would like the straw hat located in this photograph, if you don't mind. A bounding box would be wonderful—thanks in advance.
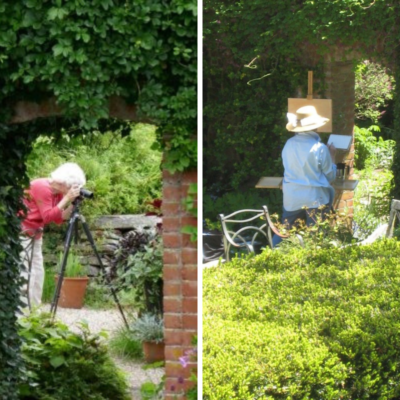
[286,105,329,132]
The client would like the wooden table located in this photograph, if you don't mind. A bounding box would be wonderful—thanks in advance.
[255,177,359,191]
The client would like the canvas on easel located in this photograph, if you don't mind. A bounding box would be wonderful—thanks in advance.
[288,71,333,133]
[288,98,332,133]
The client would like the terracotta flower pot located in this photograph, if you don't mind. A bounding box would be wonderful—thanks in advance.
[54,275,89,309]
[143,341,165,363]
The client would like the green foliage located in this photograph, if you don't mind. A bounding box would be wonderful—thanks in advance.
[274,208,355,251]
[108,326,144,360]
[59,251,87,278]
[83,278,115,310]
[204,0,400,194]
[130,314,164,344]
[181,182,198,242]
[1,0,195,391]
[0,0,197,171]
[390,49,400,199]
[355,60,395,124]
[117,235,163,315]
[354,125,395,170]
[0,122,38,399]
[353,168,393,240]
[140,379,164,400]
[26,123,162,217]
[42,266,57,303]
[203,239,400,399]
[204,189,282,229]
[18,312,130,400]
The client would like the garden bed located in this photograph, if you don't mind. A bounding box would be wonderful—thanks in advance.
[41,305,164,400]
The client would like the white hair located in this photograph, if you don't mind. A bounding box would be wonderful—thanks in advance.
[50,162,86,187]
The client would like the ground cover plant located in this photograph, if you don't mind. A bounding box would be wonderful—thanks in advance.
[203,239,400,399]
[18,313,130,400]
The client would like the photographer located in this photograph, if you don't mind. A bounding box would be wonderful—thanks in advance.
[20,162,86,308]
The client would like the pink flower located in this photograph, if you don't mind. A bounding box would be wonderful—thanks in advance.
[179,355,189,368]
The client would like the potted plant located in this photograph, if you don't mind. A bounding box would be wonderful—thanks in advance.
[130,313,164,363]
[54,251,89,309]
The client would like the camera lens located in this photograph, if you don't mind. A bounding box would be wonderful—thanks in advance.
[80,188,94,199]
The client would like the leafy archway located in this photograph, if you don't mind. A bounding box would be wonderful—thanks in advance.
[0,1,196,397]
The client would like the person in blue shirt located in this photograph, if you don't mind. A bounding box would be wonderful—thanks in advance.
[273,105,337,247]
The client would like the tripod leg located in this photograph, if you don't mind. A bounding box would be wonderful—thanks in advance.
[50,216,77,319]
[80,218,129,328]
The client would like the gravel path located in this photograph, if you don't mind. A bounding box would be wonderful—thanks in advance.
[41,305,164,400]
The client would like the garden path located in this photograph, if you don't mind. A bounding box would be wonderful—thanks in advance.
[41,305,164,400]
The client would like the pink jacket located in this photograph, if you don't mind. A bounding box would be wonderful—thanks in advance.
[21,178,64,237]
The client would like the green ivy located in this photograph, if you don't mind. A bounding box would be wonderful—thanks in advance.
[181,182,198,242]
[204,0,400,194]
[0,121,39,400]
[391,47,400,199]
[0,0,197,170]
[0,1,196,395]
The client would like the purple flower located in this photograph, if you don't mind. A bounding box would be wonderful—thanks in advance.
[178,376,184,384]
[179,355,189,368]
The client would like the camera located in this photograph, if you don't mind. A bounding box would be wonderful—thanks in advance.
[79,188,94,199]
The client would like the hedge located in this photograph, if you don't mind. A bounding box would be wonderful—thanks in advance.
[203,239,400,399]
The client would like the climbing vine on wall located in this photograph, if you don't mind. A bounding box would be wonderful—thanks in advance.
[0,0,197,170]
[204,0,400,193]
[0,1,196,397]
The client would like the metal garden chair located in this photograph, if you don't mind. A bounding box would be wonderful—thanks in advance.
[219,205,289,262]
[386,199,400,238]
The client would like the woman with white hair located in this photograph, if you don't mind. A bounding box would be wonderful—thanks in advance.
[20,162,86,309]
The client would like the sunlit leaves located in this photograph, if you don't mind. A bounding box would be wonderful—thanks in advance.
[0,0,196,166]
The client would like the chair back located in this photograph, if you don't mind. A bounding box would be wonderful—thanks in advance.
[386,199,400,238]
[219,206,288,261]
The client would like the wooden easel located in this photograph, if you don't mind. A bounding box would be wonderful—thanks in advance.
[307,70,314,100]
[256,71,358,191]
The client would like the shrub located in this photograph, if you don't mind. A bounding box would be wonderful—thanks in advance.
[354,125,395,170]
[355,60,395,124]
[203,240,400,399]
[112,230,163,315]
[18,313,131,400]
[204,189,282,230]
[353,168,393,240]
[130,314,164,344]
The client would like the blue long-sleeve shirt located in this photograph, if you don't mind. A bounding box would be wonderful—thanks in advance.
[282,131,336,211]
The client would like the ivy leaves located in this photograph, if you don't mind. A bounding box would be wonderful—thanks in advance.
[0,0,196,172]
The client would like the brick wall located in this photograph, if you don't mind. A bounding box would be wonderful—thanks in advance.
[162,169,198,400]
[325,60,356,216]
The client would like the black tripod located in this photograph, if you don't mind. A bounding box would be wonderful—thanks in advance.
[50,197,129,328]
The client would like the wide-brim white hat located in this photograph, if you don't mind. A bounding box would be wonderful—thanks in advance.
[286,105,329,132]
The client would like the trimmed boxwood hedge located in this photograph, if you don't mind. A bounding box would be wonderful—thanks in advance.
[203,239,400,399]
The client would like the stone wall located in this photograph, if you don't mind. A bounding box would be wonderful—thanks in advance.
[44,215,159,276]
